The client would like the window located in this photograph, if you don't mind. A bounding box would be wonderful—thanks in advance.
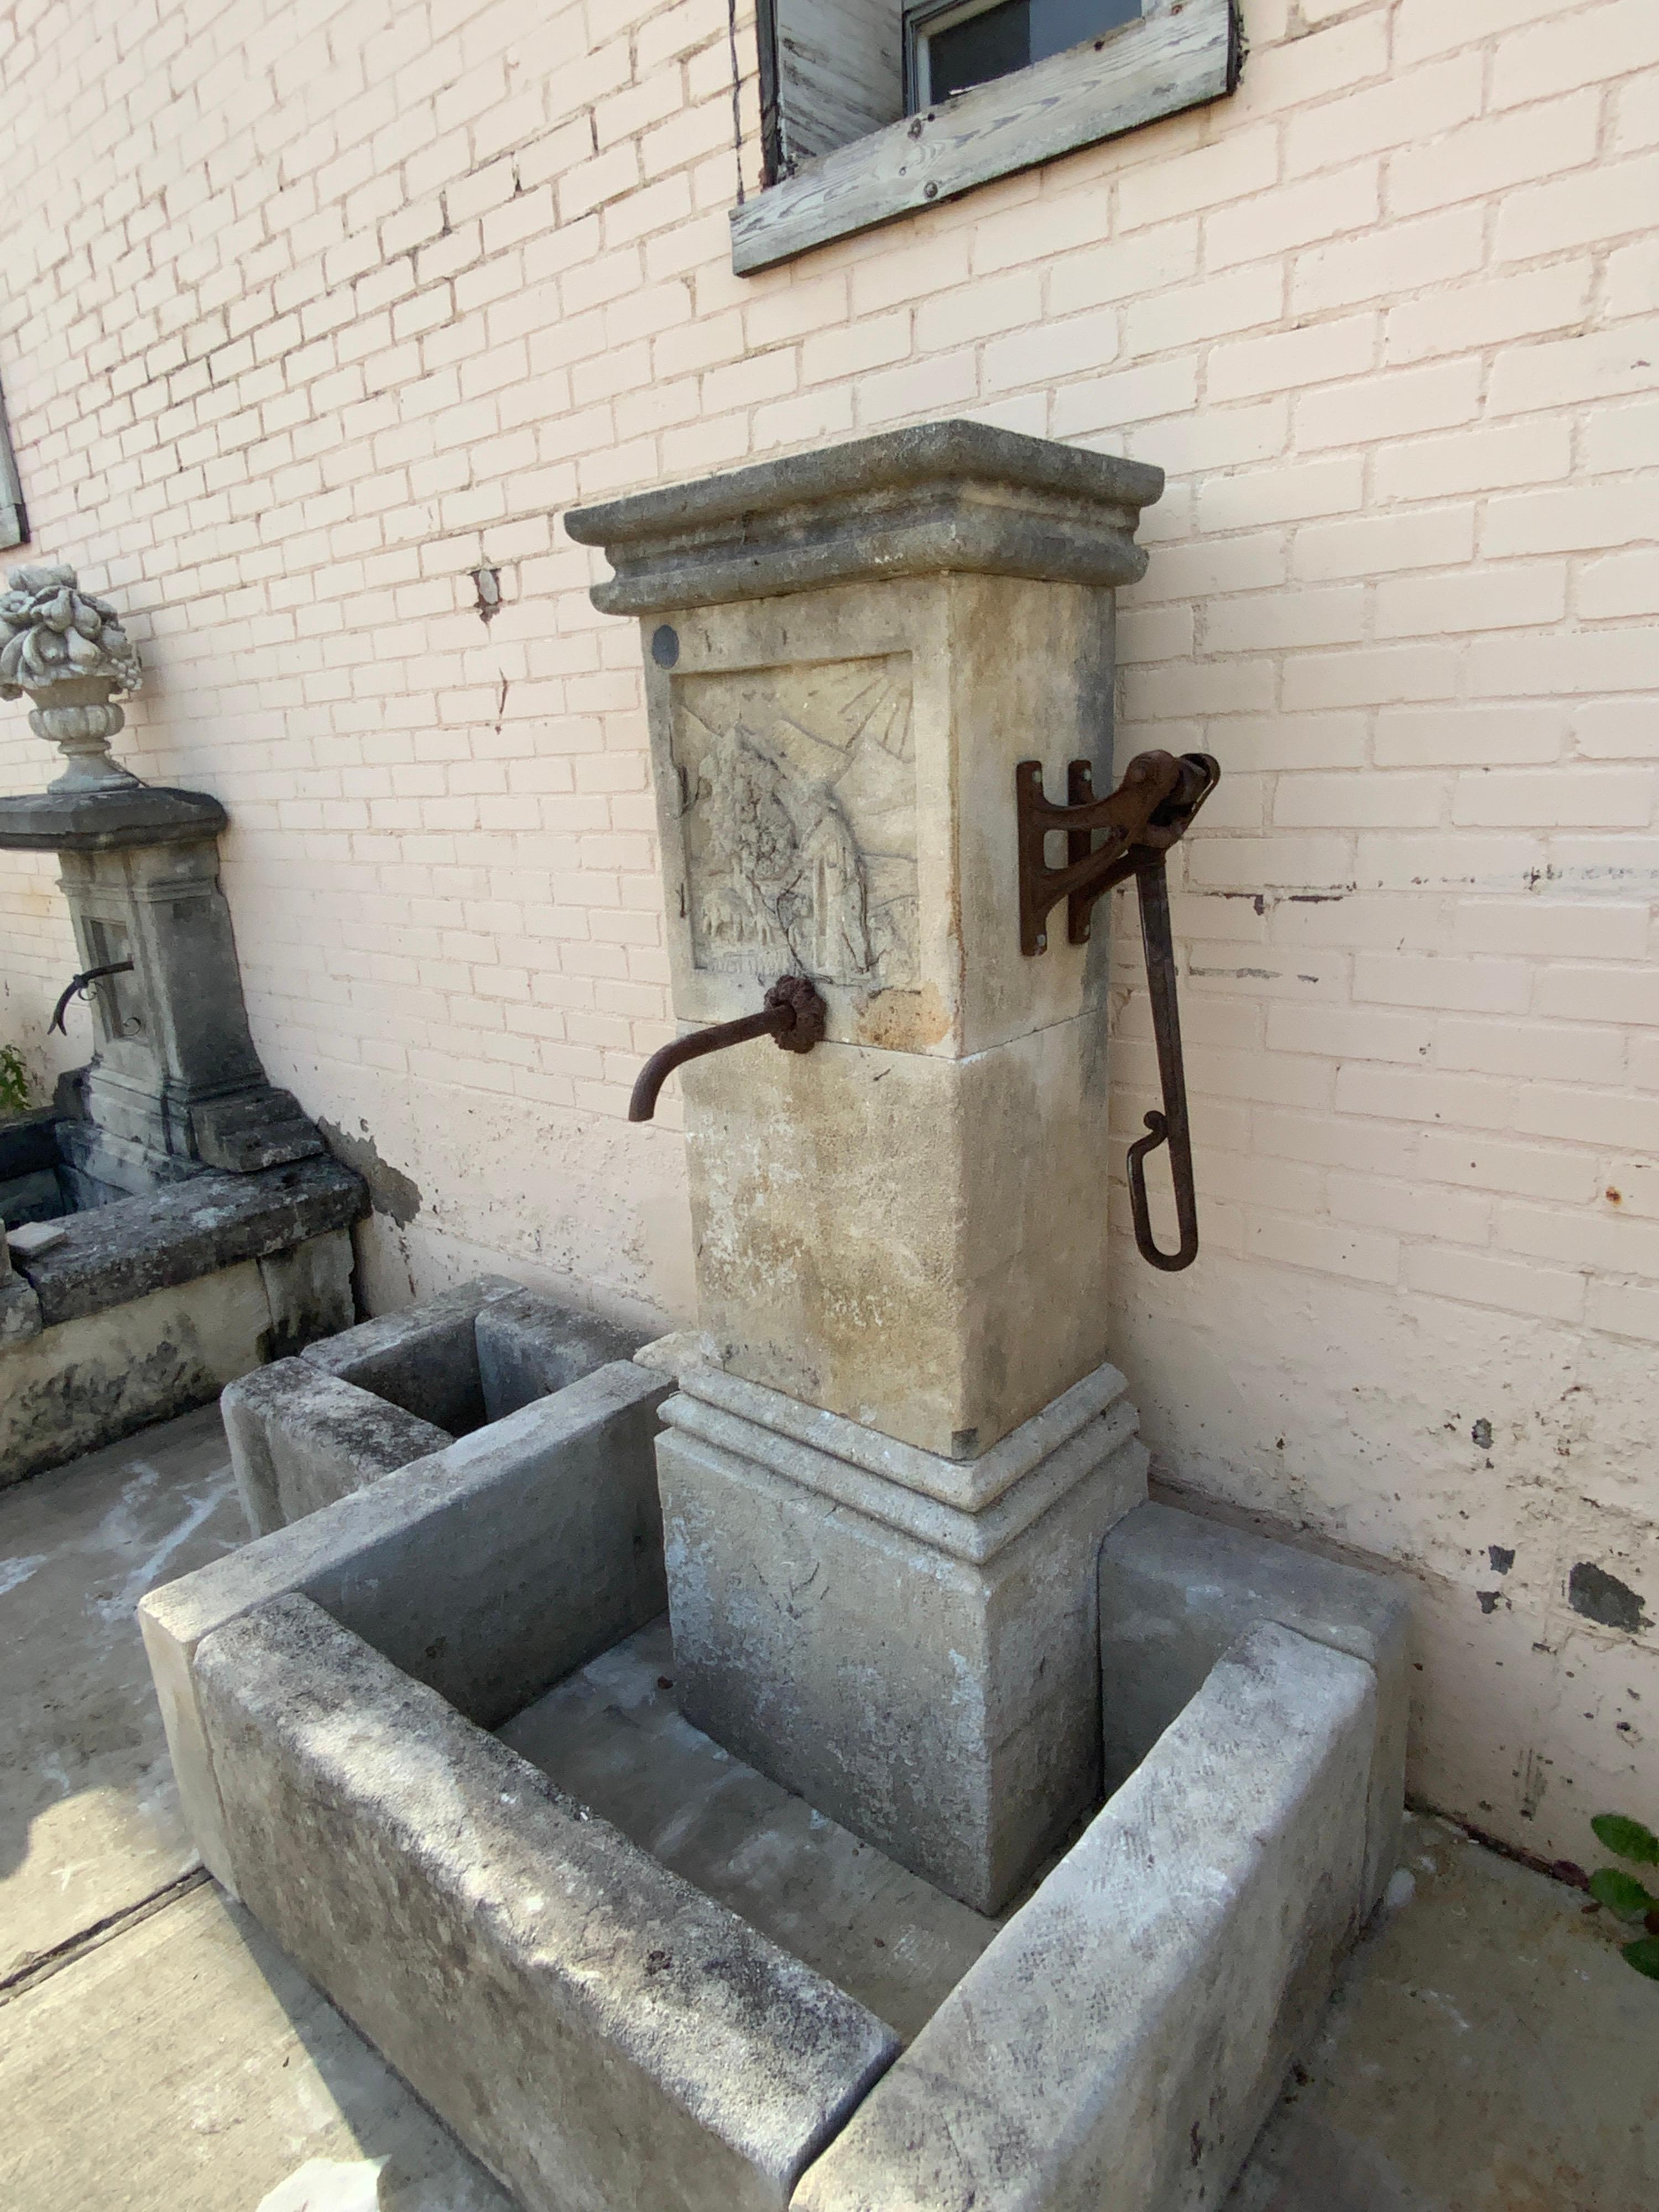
[0,373,24,551]
[738,0,1240,275]
[904,0,1142,111]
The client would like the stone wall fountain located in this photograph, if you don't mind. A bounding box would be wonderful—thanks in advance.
[141,428,1407,2212]
[0,562,363,1481]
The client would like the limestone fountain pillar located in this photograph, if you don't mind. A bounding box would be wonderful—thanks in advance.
[567,423,1170,1912]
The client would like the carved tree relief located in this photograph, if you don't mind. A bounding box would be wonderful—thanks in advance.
[671,655,917,991]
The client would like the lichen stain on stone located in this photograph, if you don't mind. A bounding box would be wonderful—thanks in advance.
[318,1119,421,1226]
[1567,1561,1651,1635]
[7,1334,221,1484]
[853,982,951,1052]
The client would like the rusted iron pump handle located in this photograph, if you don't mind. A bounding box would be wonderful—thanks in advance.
[1126,854,1200,1271]
[628,974,828,1123]
[1015,748,1219,1273]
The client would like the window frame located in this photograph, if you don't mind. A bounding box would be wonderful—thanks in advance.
[734,0,1241,277]
[0,373,25,551]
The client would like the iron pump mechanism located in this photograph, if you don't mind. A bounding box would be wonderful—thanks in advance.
[1016,747,1220,1271]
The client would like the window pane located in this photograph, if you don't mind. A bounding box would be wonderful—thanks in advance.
[915,0,1143,108]
[1030,0,1140,64]
[927,1,1031,101]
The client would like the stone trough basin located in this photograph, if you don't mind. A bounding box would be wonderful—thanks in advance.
[141,1358,1406,2212]
[220,1274,647,1534]
[0,1151,363,1486]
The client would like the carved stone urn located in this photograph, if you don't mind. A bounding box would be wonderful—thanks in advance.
[0,563,143,791]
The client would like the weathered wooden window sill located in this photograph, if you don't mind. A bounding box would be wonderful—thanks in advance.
[731,0,1239,277]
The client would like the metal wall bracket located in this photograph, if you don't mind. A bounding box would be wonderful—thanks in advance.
[1015,747,1218,956]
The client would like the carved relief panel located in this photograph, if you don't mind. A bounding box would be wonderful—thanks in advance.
[669,654,917,993]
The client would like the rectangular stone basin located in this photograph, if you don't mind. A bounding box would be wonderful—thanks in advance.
[142,1362,1406,2212]
[222,1275,649,1534]
[1,1154,364,1485]
[0,1107,79,1226]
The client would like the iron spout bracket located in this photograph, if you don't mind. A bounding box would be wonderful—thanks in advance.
[1016,748,1219,1272]
[628,974,828,1123]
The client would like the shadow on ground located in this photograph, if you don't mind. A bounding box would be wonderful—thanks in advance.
[0,1404,243,1968]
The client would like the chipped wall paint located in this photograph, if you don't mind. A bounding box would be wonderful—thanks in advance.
[1115,1258,1659,1870]
[317,1121,424,1231]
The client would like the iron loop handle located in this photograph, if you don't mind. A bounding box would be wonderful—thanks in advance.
[1125,854,1200,1271]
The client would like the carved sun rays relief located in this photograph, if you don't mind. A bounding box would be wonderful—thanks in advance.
[669,655,919,993]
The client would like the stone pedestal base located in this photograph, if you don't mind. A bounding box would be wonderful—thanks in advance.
[656,1361,1147,1913]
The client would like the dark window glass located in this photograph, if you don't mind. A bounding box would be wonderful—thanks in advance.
[1031,0,1141,64]
[927,0,1031,101]
[916,0,1142,106]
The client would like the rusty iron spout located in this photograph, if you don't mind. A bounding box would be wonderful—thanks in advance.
[50,959,134,1035]
[628,974,828,1123]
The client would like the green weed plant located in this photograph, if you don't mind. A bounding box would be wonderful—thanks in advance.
[1588,1813,1659,1980]
[0,1044,30,1116]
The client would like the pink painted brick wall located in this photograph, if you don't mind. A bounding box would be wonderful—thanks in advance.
[1,0,1655,1862]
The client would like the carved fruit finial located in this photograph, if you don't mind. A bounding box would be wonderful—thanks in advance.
[0,563,142,699]
[0,563,144,792]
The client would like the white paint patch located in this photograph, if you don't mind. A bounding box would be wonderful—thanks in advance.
[92,1474,235,1623]
[255,2157,387,2212]
[1383,1867,1416,1913]
[0,1553,49,1598]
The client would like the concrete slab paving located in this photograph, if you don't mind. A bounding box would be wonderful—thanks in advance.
[0,1402,244,1977]
[0,1878,510,2211]
[1225,1812,1659,2212]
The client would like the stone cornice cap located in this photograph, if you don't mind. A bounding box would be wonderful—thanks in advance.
[0,784,227,852]
[565,419,1164,617]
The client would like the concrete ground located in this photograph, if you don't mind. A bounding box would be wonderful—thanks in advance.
[1,1410,1654,2211]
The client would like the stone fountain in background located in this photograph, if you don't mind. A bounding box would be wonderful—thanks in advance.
[0,561,363,1483]
[0,564,326,1199]
[140,428,1407,2212]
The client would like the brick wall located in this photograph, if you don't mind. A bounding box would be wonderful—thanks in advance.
[1,0,1655,1865]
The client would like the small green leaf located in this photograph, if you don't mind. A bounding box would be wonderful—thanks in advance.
[1590,1813,1659,1865]
[1589,1867,1659,1920]
[1620,1937,1659,1981]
